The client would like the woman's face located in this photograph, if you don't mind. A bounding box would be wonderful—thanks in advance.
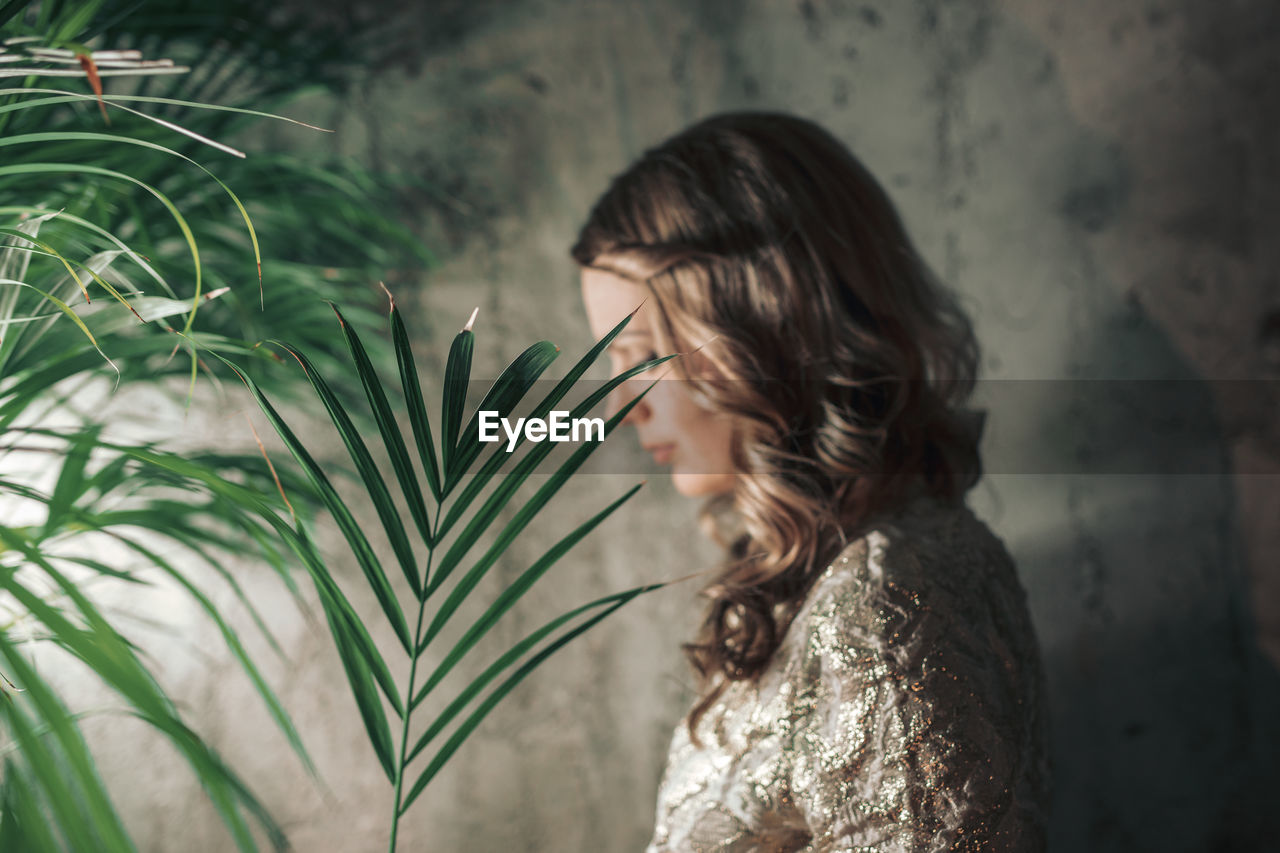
[580,265,737,498]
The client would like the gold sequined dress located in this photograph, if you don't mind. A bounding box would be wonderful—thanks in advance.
[646,494,1051,852]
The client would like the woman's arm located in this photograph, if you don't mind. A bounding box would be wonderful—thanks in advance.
[786,531,1050,851]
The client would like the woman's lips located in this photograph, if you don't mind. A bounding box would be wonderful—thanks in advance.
[645,444,675,464]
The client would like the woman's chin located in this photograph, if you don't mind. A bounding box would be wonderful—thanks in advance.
[671,469,736,498]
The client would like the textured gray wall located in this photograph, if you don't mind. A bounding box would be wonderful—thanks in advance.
[69,1,1280,851]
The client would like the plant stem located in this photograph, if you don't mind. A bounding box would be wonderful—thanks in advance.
[389,539,435,853]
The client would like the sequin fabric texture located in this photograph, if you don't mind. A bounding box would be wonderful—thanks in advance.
[646,495,1051,852]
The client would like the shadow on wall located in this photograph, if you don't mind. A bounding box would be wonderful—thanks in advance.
[986,298,1280,850]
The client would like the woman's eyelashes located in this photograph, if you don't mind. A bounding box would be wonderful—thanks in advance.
[631,351,662,376]
[612,350,660,374]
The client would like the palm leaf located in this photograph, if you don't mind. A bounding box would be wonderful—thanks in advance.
[0,639,135,852]
[418,387,653,649]
[274,341,422,599]
[411,482,644,707]
[0,538,287,851]
[0,423,332,849]
[398,582,662,814]
[216,359,413,655]
[333,302,435,544]
[233,297,667,851]
[438,313,475,482]
[390,302,442,505]
[431,303,663,542]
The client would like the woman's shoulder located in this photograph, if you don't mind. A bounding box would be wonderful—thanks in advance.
[783,492,1038,675]
[761,492,1052,849]
[808,492,1020,598]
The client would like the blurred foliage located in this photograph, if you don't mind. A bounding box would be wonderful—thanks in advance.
[1,0,434,404]
[0,0,434,848]
[0,425,317,850]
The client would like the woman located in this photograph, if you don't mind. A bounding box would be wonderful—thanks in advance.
[574,112,1050,852]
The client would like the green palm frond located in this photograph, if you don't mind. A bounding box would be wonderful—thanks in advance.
[1,2,432,848]
[0,424,327,852]
[230,297,668,850]
[1,0,432,406]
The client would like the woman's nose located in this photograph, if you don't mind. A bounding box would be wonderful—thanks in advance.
[606,378,650,425]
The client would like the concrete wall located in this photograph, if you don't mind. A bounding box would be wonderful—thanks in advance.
[75,1,1280,851]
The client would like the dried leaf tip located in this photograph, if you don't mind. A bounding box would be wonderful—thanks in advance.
[463,306,479,332]
[0,669,24,695]
[378,281,396,310]
[76,52,110,125]
[245,413,296,523]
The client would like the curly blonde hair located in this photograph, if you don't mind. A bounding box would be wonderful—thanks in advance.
[571,111,985,741]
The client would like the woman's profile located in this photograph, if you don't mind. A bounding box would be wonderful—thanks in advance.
[573,112,1050,851]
